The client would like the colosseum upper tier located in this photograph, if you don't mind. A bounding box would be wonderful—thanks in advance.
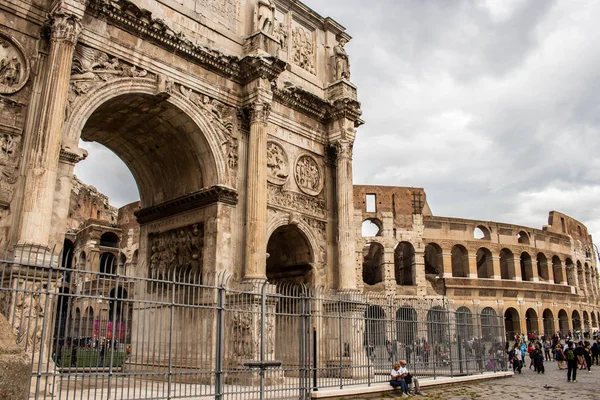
[354,185,600,338]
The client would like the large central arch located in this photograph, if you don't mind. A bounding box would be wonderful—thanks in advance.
[64,78,231,207]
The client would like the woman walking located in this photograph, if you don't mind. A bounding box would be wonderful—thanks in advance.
[555,344,566,370]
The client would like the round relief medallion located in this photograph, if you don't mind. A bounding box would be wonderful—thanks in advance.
[266,141,289,185]
[0,33,30,95]
[294,154,323,196]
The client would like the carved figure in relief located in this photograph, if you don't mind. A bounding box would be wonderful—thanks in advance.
[0,134,19,184]
[231,312,253,357]
[257,0,276,34]
[0,56,20,87]
[295,155,321,195]
[71,44,147,82]
[266,142,289,184]
[292,27,315,74]
[149,224,204,279]
[274,21,288,49]
[334,38,351,80]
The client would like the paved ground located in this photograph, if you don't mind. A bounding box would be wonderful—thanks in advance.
[380,359,600,400]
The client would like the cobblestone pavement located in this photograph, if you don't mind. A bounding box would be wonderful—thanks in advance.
[379,359,600,399]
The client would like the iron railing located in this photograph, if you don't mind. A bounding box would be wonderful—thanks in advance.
[0,246,507,399]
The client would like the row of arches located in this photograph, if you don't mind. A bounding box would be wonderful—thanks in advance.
[362,242,416,286]
[503,307,600,339]
[431,243,599,295]
[364,305,504,346]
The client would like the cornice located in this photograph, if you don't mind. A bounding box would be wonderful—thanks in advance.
[134,185,238,225]
[86,0,241,81]
[239,55,287,83]
[272,85,363,126]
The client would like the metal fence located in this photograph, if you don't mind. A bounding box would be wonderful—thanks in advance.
[0,246,507,399]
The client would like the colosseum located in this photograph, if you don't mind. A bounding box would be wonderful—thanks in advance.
[354,185,600,341]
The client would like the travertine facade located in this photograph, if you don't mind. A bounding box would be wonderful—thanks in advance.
[1,0,362,290]
[355,185,600,338]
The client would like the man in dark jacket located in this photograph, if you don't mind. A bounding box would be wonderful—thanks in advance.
[592,338,600,366]
[565,341,577,382]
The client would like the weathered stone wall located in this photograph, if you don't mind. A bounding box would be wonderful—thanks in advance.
[0,313,31,400]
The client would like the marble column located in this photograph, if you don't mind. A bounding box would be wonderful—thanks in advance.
[18,13,81,248]
[333,140,357,289]
[244,102,270,280]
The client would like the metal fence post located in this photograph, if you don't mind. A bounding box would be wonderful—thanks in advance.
[447,306,453,377]
[215,283,225,400]
[338,298,343,390]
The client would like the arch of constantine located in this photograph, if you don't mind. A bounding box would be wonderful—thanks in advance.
[0,0,597,398]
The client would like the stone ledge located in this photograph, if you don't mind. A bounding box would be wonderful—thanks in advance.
[311,371,513,398]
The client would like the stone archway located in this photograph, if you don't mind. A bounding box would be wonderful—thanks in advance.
[61,78,237,278]
[504,308,521,341]
[266,224,314,285]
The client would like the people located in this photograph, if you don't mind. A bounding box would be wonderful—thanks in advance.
[592,338,600,366]
[555,344,566,370]
[565,341,577,382]
[390,359,421,397]
[532,343,545,374]
[512,343,523,374]
[390,361,409,397]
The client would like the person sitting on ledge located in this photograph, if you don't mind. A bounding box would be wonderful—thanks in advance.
[391,360,422,397]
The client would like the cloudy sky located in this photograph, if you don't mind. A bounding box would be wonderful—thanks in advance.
[75,0,600,250]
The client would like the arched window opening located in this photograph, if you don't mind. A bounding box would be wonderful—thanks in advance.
[108,287,131,343]
[118,252,127,276]
[504,308,521,342]
[99,252,116,276]
[100,232,120,248]
[577,261,584,294]
[499,248,515,280]
[592,312,597,328]
[476,248,493,279]
[542,309,555,337]
[451,245,468,278]
[363,243,384,286]
[455,306,473,339]
[61,239,75,283]
[473,225,491,240]
[558,309,569,334]
[552,256,563,284]
[394,242,415,286]
[424,243,443,275]
[481,307,500,342]
[572,310,582,334]
[427,306,447,345]
[520,252,533,281]
[536,253,549,281]
[361,218,382,237]
[266,224,314,285]
[583,311,590,330]
[517,231,530,244]
[525,308,539,336]
[396,306,417,346]
[365,305,386,347]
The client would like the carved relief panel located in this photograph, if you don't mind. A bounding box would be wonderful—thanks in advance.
[148,223,204,279]
[266,141,289,185]
[196,0,241,32]
[0,33,29,94]
[294,154,323,196]
[291,24,315,74]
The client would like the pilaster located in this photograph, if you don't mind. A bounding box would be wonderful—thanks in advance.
[333,139,357,289]
[491,255,501,280]
[18,10,82,248]
[243,101,271,280]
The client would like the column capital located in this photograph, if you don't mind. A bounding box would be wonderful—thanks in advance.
[246,101,271,124]
[331,139,353,160]
[49,12,82,44]
[59,146,87,165]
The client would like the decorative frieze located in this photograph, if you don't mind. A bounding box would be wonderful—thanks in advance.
[267,184,325,220]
